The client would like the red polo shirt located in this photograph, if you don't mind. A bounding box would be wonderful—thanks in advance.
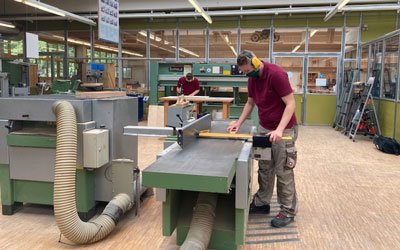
[248,62,297,130]
[177,77,200,95]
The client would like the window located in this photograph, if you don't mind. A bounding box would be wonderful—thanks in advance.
[308,28,342,53]
[11,40,23,56]
[274,28,306,53]
[121,30,146,58]
[360,45,369,83]
[344,28,359,59]
[209,29,238,59]
[370,42,383,98]
[149,30,176,59]
[240,28,269,59]
[382,35,399,99]
[179,29,206,59]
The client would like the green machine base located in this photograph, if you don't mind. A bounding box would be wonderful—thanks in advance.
[162,190,248,250]
[0,164,97,221]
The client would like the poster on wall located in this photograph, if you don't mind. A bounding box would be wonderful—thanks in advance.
[98,0,119,44]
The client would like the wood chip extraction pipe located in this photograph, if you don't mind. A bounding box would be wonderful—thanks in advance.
[53,100,133,244]
[180,192,218,250]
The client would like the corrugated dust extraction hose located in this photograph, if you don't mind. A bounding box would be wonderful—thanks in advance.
[53,100,133,244]
[180,192,218,250]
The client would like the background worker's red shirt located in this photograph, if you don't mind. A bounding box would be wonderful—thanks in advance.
[177,77,200,95]
[248,62,297,130]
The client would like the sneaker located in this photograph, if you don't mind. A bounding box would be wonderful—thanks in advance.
[249,200,270,214]
[271,212,294,228]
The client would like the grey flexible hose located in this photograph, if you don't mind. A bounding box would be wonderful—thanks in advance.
[53,100,133,244]
[180,192,218,250]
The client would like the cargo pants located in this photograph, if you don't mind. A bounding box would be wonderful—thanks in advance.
[253,124,298,217]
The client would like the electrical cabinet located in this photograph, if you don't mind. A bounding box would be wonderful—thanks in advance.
[83,129,109,169]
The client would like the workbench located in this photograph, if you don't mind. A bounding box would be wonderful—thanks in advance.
[160,96,234,126]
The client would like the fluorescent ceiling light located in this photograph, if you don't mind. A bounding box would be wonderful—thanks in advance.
[324,0,351,22]
[223,35,229,44]
[14,0,96,26]
[15,0,65,16]
[138,31,170,45]
[338,0,351,10]
[0,20,16,29]
[310,29,318,38]
[188,0,212,24]
[292,30,317,53]
[218,32,236,57]
[137,38,175,54]
[49,34,143,57]
[229,45,237,57]
[172,46,199,57]
[292,45,301,53]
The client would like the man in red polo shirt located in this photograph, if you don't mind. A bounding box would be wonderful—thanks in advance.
[227,50,298,228]
[177,73,200,96]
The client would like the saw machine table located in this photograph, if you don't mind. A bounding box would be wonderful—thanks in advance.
[141,119,255,250]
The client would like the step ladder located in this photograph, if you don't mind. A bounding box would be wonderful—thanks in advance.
[348,77,381,141]
[334,71,358,130]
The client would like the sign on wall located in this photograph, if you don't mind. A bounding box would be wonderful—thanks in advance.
[98,0,119,44]
[25,32,39,59]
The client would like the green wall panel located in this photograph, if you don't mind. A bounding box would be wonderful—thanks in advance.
[209,18,239,29]
[294,94,302,124]
[306,14,343,27]
[179,18,208,29]
[274,16,307,27]
[345,13,361,27]
[377,100,396,137]
[149,19,178,29]
[361,12,397,42]
[305,94,336,125]
[240,17,272,29]
[120,19,149,30]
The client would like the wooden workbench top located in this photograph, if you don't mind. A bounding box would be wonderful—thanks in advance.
[160,96,234,103]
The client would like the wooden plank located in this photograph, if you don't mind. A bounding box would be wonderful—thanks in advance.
[80,83,104,88]
[148,105,164,127]
[160,96,234,103]
[75,91,126,99]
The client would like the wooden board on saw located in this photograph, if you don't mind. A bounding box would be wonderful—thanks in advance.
[147,105,164,127]
[75,91,126,99]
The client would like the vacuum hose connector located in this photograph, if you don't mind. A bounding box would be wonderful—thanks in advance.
[180,192,218,250]
[53,100,133,244]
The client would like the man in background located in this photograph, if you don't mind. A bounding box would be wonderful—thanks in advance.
[177,73,200,96]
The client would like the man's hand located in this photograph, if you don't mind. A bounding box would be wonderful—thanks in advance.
[267,129,284,143]
[227,121,241,134]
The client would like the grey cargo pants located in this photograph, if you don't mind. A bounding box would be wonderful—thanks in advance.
[253,125,298,217]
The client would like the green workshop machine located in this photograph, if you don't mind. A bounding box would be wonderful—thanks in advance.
[0,94,144,244]
[124,104,273,249]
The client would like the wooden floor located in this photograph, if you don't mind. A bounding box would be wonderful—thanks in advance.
[1,125,400,249]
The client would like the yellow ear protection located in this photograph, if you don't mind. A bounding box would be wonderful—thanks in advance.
[251,56,261,70]
[242,50,261,70]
